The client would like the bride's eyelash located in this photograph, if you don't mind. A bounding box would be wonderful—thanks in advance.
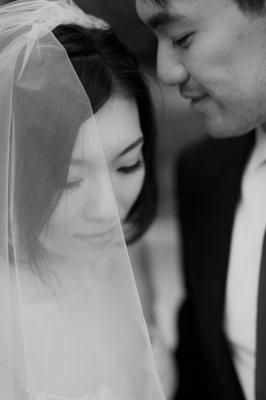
[117,160,144,174]
[62,160,144,189]
[63,179,83,190]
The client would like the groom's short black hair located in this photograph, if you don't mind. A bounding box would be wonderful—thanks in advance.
[226,0,264,12]
[147,0,265,13]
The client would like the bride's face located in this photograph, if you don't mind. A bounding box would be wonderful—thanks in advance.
[40,96,145,257]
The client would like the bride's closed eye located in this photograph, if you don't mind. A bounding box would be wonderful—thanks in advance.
[117,159,144,174]
[63,179,83,190]
[62,159,144,190]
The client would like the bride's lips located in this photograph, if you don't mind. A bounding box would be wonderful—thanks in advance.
[74,227,119,245]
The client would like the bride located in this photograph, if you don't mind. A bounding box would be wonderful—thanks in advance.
[0,1,164,399]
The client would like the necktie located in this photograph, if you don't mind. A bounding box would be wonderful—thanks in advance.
[255,230,266,400]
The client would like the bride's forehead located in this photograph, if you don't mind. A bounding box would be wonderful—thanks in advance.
[73,97,142,159]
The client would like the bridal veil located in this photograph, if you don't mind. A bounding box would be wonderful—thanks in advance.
[0,1,165,399]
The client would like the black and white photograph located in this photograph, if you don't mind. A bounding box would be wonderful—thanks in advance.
[0,1,265,400]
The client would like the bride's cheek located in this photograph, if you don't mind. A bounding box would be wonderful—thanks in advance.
[123,172,145,213]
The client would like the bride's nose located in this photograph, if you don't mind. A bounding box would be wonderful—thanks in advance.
[83,172,118,223]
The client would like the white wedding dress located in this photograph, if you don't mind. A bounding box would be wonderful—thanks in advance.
[6,260,157,400]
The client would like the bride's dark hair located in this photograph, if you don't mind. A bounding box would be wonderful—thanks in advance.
[15,25,158,271]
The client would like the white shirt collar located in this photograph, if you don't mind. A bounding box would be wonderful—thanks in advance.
[245,126,266,175]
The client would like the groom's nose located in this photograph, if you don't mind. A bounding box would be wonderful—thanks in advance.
[157,41,189,86]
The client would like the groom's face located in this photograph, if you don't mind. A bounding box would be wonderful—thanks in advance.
[136,0,266,138]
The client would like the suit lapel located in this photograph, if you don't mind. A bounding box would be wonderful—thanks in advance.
[190,131,255,398]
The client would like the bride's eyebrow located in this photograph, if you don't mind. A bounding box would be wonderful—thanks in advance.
[70,137,144,166]
[118,137,143,157]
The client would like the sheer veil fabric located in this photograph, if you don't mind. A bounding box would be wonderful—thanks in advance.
[0,1,165,399]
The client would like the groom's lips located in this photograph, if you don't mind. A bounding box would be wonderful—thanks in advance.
[181,91,209,103]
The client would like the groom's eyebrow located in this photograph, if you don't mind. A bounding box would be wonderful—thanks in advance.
[147,11,188,31]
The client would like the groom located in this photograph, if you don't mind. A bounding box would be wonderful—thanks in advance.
[136,0,266,399]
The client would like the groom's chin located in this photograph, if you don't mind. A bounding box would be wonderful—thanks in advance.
[203,114,255,139]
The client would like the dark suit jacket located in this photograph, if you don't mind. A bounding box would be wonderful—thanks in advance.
[173,131,256,400]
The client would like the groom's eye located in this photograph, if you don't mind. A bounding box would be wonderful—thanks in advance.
[172,33,194,49]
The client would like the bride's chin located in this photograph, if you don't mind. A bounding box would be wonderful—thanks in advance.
[39,233,127,266]
[41,243,105,264]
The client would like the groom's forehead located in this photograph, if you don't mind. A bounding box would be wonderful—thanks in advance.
[136,0,233,11]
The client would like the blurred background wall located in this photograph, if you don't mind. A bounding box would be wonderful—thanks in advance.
[1,0,207,389]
